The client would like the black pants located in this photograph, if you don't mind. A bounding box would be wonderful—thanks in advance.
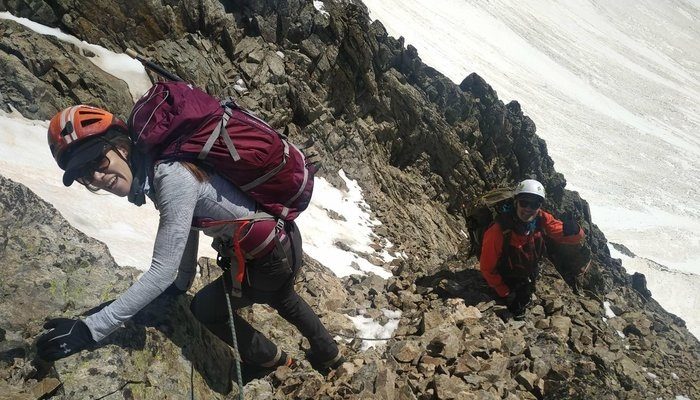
[189,222,338,366]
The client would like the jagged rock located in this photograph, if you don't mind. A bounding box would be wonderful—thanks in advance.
[433,374,469,400]
[419,309,447,333]
[452,353,481,377]
[622,312,652,337]
[480,354,510,382]
[0,19,133,119]
[292,374,324,398]
[426,325,462,360]
[616,356,647,390]
[336,361,356,379]
[396,382,419,400]
[631,273,652,299]
[501,330,526,356]
[544,298,565,315]
[535,317,550,329]
[29,378,62,399]
[374,365,397,399]
[532,358,550,378]
[580,299,602,315]
[243,379,274,400]
[417,354,442,375]
[449,302,482,327]
[549,316,572,341]
[530,304,545,317]
[515,370,538,391]
[391,341,422,363]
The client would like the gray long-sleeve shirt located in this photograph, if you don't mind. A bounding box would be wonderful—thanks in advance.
[84,161,256,341]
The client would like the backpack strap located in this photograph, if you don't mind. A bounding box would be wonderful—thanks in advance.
[198,100,240,162]
[198,99,293,200]
[239,140,289,192]
[494,213,513,276]
[194,212,282,281]
[281,144,309,211]
[501,228,512,261]
[245,217,285,258]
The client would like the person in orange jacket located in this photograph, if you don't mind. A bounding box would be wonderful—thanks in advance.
[480,179,585,318]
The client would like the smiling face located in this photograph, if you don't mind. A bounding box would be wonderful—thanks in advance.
[78,148,133,197]
[515,194,543,222]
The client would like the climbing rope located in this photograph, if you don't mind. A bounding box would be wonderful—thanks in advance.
[222,278,244,400]
[332,331,402,341]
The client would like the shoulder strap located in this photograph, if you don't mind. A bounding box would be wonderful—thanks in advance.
[501,228,512,259]
[495,212,514,267]
[534,214,545,232]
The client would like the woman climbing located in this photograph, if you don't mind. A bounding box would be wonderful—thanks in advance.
[36,105,343,374]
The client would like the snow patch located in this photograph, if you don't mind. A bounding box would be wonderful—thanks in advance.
[608,244,700,339]
[603,301,616,318]
[313,1,329,16]
[347,309,402,351]
[297,170,397,279]
[0,12,152,101]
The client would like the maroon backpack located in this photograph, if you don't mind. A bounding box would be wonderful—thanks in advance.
[128,81,315,220]
[128,81,316,287]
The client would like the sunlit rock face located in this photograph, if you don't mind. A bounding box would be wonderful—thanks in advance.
[0,1,698,399]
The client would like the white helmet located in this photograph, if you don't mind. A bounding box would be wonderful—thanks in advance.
[514,179,545,200]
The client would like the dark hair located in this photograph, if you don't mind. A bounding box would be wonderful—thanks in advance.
[181,161,211,182]
[105,130,132,153]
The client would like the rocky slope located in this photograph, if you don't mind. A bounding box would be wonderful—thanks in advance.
[0,0,698,399]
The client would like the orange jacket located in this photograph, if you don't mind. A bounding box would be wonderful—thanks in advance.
[479,210,584,297]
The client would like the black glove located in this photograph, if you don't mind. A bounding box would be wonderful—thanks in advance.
[504,291,517,306]
[36,318,96,361]
[506,285,532,318]
[562,213,580,236]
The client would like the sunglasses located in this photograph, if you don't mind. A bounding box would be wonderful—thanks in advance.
[76,153,111,185]
[517,199,542,210]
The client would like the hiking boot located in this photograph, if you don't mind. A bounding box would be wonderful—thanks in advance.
[267,350,295,369]
[241,351,295,383]
[306,350,345,374]
[278,351,296,368]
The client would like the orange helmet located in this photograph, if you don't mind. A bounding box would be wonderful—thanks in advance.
[48,105,127,169]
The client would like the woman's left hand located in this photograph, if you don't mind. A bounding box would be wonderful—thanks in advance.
[36,318,96,361]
